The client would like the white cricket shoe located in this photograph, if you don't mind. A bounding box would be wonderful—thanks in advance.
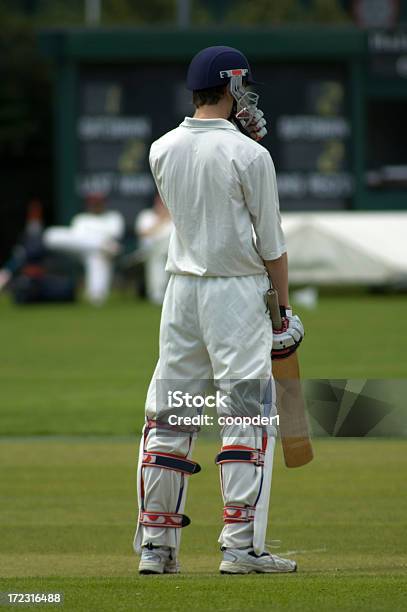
[163,555,180,574]
[139,546,179,575]
[220,548,297,574]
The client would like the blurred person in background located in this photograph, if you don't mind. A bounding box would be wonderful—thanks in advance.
[135,193,172,305]
[44,193,124,305]
[0,200,76,304]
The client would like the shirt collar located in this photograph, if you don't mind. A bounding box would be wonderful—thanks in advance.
[180,117,238,131]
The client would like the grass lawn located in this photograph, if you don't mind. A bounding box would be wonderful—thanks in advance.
[1,292,406,436]
[0,292,406,610]
[0,438,406,611]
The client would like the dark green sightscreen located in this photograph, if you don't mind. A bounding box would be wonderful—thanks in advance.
[39,26,407,223]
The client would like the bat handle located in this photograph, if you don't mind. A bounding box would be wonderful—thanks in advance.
[266,288,283,331]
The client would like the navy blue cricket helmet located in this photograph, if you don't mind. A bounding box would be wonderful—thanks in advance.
[186,46,256,91]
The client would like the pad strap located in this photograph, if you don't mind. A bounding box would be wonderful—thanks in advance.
[223,505,255,524]
[142,452,201,475]
[139,511,191,528]
[215,446,265,467]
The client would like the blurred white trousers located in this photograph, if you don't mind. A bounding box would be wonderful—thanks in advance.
[136,273,276,552]
[143,235,170,305]
[44,228,113,305]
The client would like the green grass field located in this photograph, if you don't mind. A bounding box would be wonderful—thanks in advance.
[1,439,406,611]
[1,294,407,610]
[1,292,406,436]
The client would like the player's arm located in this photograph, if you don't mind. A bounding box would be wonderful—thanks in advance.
[263,252,289,308]
[241,149,286,271]
[241,150,304,357]
[241,151,290,307]
[0,244,28,292]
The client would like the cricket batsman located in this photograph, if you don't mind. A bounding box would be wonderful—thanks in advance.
[134,46,304,574]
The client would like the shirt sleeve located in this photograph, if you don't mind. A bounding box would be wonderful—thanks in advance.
[241,150,286,261]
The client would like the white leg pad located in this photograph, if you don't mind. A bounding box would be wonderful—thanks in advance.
[133,423,197,554]
[217,379,277,553]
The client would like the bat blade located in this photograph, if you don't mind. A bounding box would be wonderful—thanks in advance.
[273,354,314,468]
[267,288,313,468]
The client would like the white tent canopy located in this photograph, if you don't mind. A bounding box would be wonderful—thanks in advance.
[280,212,407,285]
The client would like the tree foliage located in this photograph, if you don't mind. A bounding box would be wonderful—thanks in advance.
[0,0,207,26]
[226,0,306,25]
[225,0,349,25]
[308,0,349,24]
[0,0,350,27]
[0,12,51,155]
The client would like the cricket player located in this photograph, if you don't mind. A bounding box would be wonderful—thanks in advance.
[44,193,124,305]
[135,194,172,305]
[134,46,304,574]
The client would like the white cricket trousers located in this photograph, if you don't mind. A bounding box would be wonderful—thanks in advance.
[144,235,170,305]
[137,273,276,551]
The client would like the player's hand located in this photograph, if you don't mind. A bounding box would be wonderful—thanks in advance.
[236,107,267,141]
[272,310,304,360]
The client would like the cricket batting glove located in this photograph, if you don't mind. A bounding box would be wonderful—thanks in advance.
[236,107,267,141]
[272,309,304,360]
[228,72,267,142]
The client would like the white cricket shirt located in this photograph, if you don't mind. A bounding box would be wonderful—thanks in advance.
[149,117,286,276]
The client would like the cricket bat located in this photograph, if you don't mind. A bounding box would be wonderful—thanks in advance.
[267,288,314,468]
